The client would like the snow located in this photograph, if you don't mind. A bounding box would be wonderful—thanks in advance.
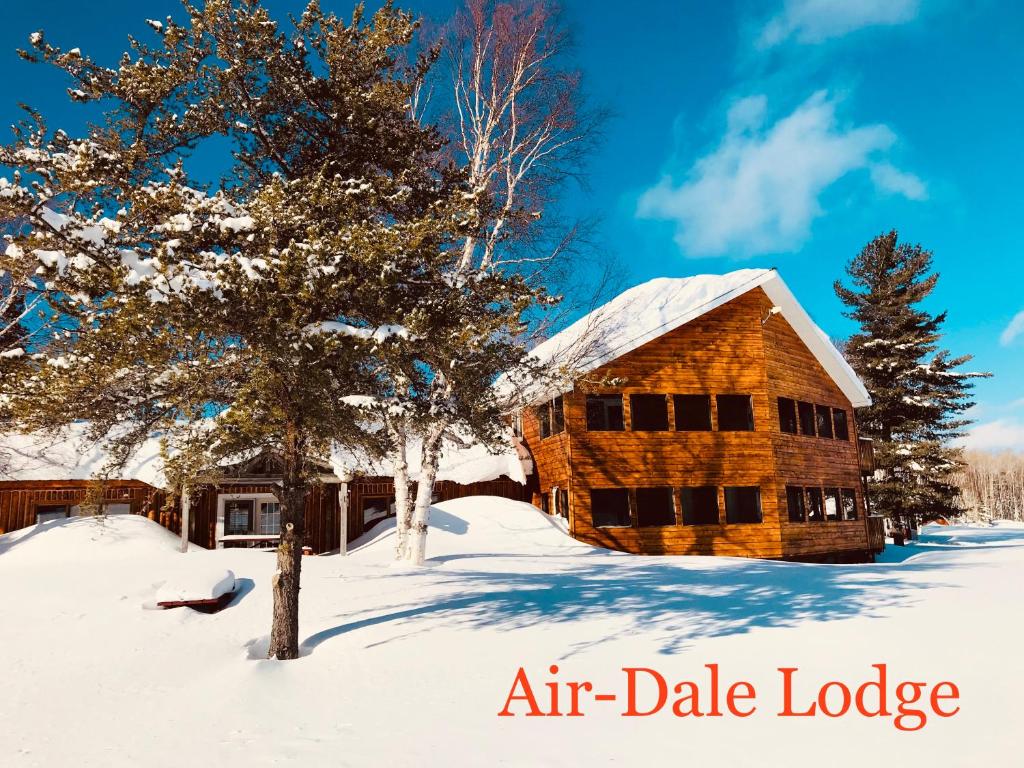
[501,268,871,407]
[153,566,237,605]
[0,507,1020,766]
[0,423,167,485]
[302,321,414,342]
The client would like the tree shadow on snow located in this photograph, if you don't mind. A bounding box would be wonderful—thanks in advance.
[301,556,958,658]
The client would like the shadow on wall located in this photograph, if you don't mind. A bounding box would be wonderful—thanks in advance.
[300,553,964,658]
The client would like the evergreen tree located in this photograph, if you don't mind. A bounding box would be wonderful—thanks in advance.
[835,231,989,525]
[0,0,461,658]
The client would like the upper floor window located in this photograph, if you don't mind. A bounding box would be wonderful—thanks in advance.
[832,408,849,440]
[590,488,631,528]
[630,394,669,431]
[674,394,712,431]
[586,394,625,431]
[635,488,676,527]
[798,401,816,436]
[816,405,834,438]
[717,394,754,431]
[778,397,798,434]
[786,485,806,522]
[724,486,762,524]
[511,410,523,438]
[680,486,719,525]
[537,396,565,439]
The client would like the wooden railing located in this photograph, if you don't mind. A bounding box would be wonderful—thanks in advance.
[866,515,886,554]
[858,437,876,474]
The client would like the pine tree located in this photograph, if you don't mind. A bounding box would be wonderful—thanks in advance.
[0,0,461,658]
[835,231,989,526]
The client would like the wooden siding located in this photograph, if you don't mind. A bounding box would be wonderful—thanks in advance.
[0,480,170,535]
[522,288,874,561]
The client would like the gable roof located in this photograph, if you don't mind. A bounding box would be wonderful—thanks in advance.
[521,267,871,407]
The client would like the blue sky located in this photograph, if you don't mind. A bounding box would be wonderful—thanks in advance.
[1,0,1021,450]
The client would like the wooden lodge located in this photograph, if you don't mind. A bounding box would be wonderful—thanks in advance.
[1,268,883,562]
[515,268,885,562]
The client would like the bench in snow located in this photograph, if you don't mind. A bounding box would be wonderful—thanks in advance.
[155,568,237,613]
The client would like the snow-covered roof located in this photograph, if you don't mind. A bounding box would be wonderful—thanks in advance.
[0,424,167,486]
[517,268,870,407]
[0,423,531,487]
[330,432,532,486]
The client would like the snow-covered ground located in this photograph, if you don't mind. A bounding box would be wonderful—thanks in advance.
[1,500,1021,767]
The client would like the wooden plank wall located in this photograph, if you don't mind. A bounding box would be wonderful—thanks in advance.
[760,300,870,558]
[521,288,872,561]
[0,480,168,535]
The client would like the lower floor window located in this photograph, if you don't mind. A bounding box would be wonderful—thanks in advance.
[362,496,394,526]
[35,504,71,523]
[824,488,841,521]
[635,487,676,527]
[590,489,631,528]
[258,501,281,534]
[841,488,858,520]
[786,486,806,522]
[724,486,762,524]
[680,486,719,525]
[224,499,255,535]
[807,488,824,522]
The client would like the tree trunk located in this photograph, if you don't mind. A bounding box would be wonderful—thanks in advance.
[391,428,413,561]
[268,424,306,660]
[179,488,190,554]
[406,427,443,566]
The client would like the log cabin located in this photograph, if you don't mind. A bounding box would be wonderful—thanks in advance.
[0,425,529,551]
[514,267,884,562]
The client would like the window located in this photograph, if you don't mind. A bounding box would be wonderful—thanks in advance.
[537,396,564,439]
[724,487,762,524]
[540,493,550,514]
[807,487,824,522]
[556,487,569,520]
[832,408,849,440]
[778,397,798,434]
[717,394,754,431]
[824,487,841,521]
[841,488,858,520]
[552,396,565,435]
[512,410,523,438]
[674,394,712,431]
[224,499,255,535]
[680,487,719,525]
[786,486,806,522]
[362,496,393,526]
[630,394,669,431]
[258,501,281,535]
[816,405,834,438]
[635,488,676,527]
[590,489,631,528]
[35,504,70,523]
[798,401,816,436]
[537,402,552,439]
[586,395,625,431]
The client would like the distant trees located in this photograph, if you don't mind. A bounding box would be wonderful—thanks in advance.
[835,231,989,525]
[953,451,1024,522]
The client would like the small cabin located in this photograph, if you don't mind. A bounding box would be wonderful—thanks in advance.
[516,268,883,562]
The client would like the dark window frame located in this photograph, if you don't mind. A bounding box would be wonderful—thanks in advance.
[590,488,632,528]
[680,486,720,526]
[786,485,806,523]
[224,499,256,535]
[716,394,755,432]
[724,486,763,524]
[816,405,834,439]
[537,401,552,439]
[635,487,677,527]
[551,396,565,435]
[807,487,824,522]
[778,397,798,434]
[832,408,850,440]
[586,394,625,431]
[798,401,816,437]
[824,487,841,521]
[34,504,71,523]
[840,488,858,520]
[629,394,670,432]
[674,394,713,431]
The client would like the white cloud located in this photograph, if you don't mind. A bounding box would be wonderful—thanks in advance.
[637,91,923,257]
[961,419,1024,453]
[999,309,1024,347]
[870,162,928,200]
[759,0,920,47]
